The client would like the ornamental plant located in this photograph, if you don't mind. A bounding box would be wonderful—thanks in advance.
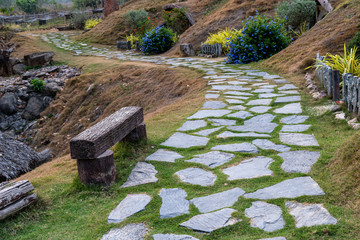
[30,78,46,91]
[162,8,190,34]
[84,18,102,30]
[141,27,176,54]
[126,33,140,49]
[203,28,243,54]
[348,31,360,59]
[226,14,291,64]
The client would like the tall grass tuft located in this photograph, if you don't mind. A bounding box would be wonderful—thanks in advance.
[203,28,242,54]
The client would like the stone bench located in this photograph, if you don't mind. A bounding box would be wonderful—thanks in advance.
[70,106,146,186]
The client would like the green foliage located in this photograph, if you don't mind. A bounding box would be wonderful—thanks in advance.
[141,27,176,54]
[71,13,91,29]
[162,7,189,34]
[30,78,46,91]
[84,18,102,30]
[276,0,316,29]
[126,33,140,49]
[73,0,100,9]
[348,31,360,59]
[203,28,243,54]
[124,9,149,32]
[15,0,38,14]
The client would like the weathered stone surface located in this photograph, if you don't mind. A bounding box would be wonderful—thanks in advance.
[194,127,223,136]
[244,177,325,199]
[279,133,319,146]
[225,95,249,100]
[246,114,276,124]
[202,101,227,109]
[187,110,231,119]
[185,151,235,168]
[286,201,337,228]
[205,94,220,99]
[161,133,209,148]
[228,123,277,133]
[0,93,17,115]
[245,201,285,232]
[178,120,207,131]
[190,188,245,213]
[212,85,251,91]
[121,162,158,188]
[223,156,273,180]
[101,223,148,240]
[281,115,309,124]
[153,234,199,240]
[146,149,184,163]
[274,103,302,114]
[226,99,244,104]
[180,44,195,57]
[252,139,291,152]
[275,96,301,103]
[159,188,189,218]
[253,89,274,93]
[279,151,321,173]
[274,79,289,84]
[227,111,253,119]
[258,93,284,98]
[258,238,286,240]
[209,118,236,126]
[179,208,239,233]
[280,124,311,132]
[175,168,217,186]
[108,194,151,223]
[249,106,271,113]
[211,143,258,153]
[24,51,54,67]
[228,105,246,110]
[278,84,297,90]
[224,91,253,96]
[246,99,272,106]
[217,131,271,138]
[23,96,47,120]
[263,75,282,79]
[279,90,299,95]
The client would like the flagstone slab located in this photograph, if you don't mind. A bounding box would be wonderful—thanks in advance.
[159,188,189,219]
[161,133,209,148]
[228,105,247,110]
[211,143,258,153]
[209,118,236,126]
[179,208,239,233]
[228,123,277,133]
[279,151,321,173]
[278,84,297,90]
[101,223,148,240]
[250,106,272,113]
[178,120,207,131]
[121,162,158,188]
[275,96,301,103]
[280,115,309,124]
[227,81,248,85]
[245,201,285,232]
[146,149,184,163]
[253,139,291,152]
[187,110,231,119]
[202,101,227,109]
[194,127,223,136]
[108,194,151,223]
[274,79,289,84]
[263,75,282,79]
[253,83,269,86]
[212,85,251,91]
[286,201,337,228]
[279,90,299,95]
[244,177,325,199]
[248,71,269,77]
[274,103,302,114]
[225,95,249,100]
[246,99,272,106]
[253,89,274,94]
[281,124,311,132]
[153,234,199,240]
[224,91,253,96]
[175,168,217,186]
[223,156,273,180]
[191,188,245,213]
[185,151,235,168]
[226,99,244,104]
[279,133,319,146]
[217,131,271,138]
[227,111,253,119]
[245,114,276,124]
[258,238,286,240]
[259,93,285,98]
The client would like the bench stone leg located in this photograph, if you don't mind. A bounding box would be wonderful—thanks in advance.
[123,122,147,142]
[77,150,117,186]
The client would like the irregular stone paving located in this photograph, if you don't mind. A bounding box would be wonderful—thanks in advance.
[259,238,286,240]
[153,234,199,240]
[40,33,334,239]
[159,188,189,218]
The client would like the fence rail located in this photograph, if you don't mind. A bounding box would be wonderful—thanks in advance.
[200,43,222,57]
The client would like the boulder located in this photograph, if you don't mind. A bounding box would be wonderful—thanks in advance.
[0,93,17,115]
[22,96,46,120]
[9,58,21,66]
[24,52,54,67]
[104,0,119,17]
[12,64,26,75]
[180,44,195,57]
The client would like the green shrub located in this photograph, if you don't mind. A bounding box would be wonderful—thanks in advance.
[30,78,46,91]
[276,0,316,29]
[71,13,91,29]
[15,0,38,14]
[124,9,149,32]
[348,32,360,59]
[141,27,176,54]
[162,7,189,34]
[227,14,291,64]
[84,18,102,30]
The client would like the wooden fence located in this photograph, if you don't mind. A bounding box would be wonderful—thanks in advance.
[201,43,222,57]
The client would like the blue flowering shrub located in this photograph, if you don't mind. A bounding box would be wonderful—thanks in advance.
[226,14,291,64]
[141,27,176,54]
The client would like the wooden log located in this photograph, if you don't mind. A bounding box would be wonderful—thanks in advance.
[0,193,37,220]
[332,70,340,101]
[70,107,143,159]
[0,180,34,209]
[123,122,147,142]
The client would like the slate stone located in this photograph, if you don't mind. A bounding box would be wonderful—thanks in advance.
[259,93,285,99]
[279,133,319,146]
[248,71,269,77]
[278,84,297,90]
[274,103,302,114]
[263,75,282,80]
[258,238,286,240]
[227,111,252,119]
[205,94,220,99]
[253,139,291,152]
[279,151,321,173]
[211,143,258,153]
[175,168,217,186]
[212,85,251,91]
[209,118,236,126]
[153,234,199,240]
[121,162,158,188]
[224,91,253,96]
[185,151,235,168]
[179,208,239,233]
[227,81,248,85]
[108,194,152,223]
[190,188,245,213]
[187,110,231,119]
[159,188,189,218]
[280,115,309,124]
[275,96,301,103]
[223,156,273,180]
[286,201,337,228]
[245,114,276,124]
[194,127,223,136]
[226,99,244,104]
[161,133,209,148]
[146,149,184,163]
[228,123,277,133]
[228,105,246,110]
[217,131,271,138]
[245,201,285,232]
[101,223,148,240]
[281,124,311,132]
[253,89,274,93]
[249,106,272,113]
[178,120,207,131]
[279,90,299,95]
[244,177,325,199]
[274,79,289,84]
[225,95,249,100]
[202,101,227,109]
[246,99,272,106]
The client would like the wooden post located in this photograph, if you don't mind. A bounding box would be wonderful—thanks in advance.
[332,70,340,101]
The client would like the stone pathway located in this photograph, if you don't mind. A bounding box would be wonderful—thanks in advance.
[39,32,338,240]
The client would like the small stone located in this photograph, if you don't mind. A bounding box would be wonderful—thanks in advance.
[228,105,246,110]
[205,94,220,99]
[280,124,311,132]
[330,105,342,112]
[274,103,302,114]
[121,162,158,188]
[278,84,297,90]
[178,120,207,131]
[175,168,217,186]
[279,133,319,146]
[211,143,258,153]
[146,149,184,163]
[202,101,227,109]
[108,194,151,223]
[286,201,337,228]
[159,188,189,218]
[281,115,309,124]
[244,177,325,199]
[335,112,345,120]
[225,91,253,96]
[274,79,289,84]
[226,99,244,104]
[190,188,245,213]
[187,110,231,119]
[217,131,271,138]
[153,234,199,240]
[223,156,273,180]
[209,118,236,126]
[101,223,148,240]
[161,133,209,148]
[247,99,272,106]
[245,201,285,232]
[249,106,272,113]
[185,151,235,168]
[194,127,223,136]
[227,111,253,119]
[279,90,298,95]
[253,139,291,152]
[275,96,301,103]
[279,150,320,173]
